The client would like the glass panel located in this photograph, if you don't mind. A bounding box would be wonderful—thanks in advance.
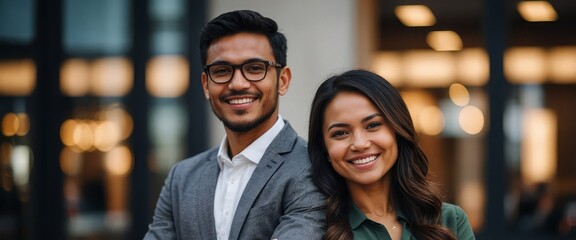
[147,0,189,188]
[375,0,486,233]
[0,99,33,239]
[505,0,576,237]
[60,104,133,239]
[62,0,132,238]
[64,0,130,55]
[376,1,576,237]
[0,0,35,43]
[0,1,36,239]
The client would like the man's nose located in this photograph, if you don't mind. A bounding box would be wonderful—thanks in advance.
[228,68,251,90]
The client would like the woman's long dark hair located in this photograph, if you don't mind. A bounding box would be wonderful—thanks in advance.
[308,69,456,240]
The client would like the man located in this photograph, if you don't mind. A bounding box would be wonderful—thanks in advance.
[144,10,326,240]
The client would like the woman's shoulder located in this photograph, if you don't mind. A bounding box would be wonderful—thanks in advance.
[441,202,467,218]
[441,203,477,240]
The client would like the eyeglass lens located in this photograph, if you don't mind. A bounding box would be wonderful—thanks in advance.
[208,61,269,83]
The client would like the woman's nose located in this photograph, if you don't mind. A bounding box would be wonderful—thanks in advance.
[350,131,371,151]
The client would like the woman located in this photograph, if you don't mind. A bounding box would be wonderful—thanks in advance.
[308,69,475,240]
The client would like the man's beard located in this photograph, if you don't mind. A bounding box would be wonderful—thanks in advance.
[212,88,279,133]
[220,102,276,132]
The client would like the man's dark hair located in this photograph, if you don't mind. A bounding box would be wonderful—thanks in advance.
[199,10,288,66]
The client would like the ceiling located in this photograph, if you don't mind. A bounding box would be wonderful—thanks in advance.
[377,0,576,50]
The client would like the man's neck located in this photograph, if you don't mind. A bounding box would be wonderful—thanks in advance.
[225,116,279,157]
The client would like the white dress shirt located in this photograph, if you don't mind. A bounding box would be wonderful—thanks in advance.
[214,116,285,240]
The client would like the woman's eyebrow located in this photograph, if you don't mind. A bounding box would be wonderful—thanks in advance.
[361,113,382,123]
[326,113,382,131]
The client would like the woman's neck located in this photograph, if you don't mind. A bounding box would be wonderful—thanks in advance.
[348,175,395,217]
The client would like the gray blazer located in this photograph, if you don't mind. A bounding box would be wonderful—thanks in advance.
[144,122,326,240]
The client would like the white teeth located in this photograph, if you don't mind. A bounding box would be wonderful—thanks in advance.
[229,98,254,104]
[351,156,377,165]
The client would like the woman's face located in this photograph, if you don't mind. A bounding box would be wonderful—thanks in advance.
[322,91,398,187]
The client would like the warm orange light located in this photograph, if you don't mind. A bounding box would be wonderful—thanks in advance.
[60,59,91,96]
[2,113,19,137]
[372,52,402,86]
[457,181,485,231]
[60,147,82,176]
[456,48,489,86]
[505,47,547,83]
[548,46,576,83]
[72,121,95,152]
[418,106,445,136]
[104,145,133,176]
[16,113,29,136]
[0,143,12,166]
[403,50,455,87]
[90,57,133,97]
[395,5,436,27]
[373,48,491,88]
[518,1,558,22]
[94,120,120,152]
[449,83,470,107]
[521,109,557,184]
[401,90,439,134]
[60,119,78,147]
[146,55,190,97]
[98,106,133,141]
[0,59,36,96]
[459,105,484,135]
[1,113,30,137]
[427,31,463,51]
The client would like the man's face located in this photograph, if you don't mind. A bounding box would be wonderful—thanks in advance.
[201,33,291,133]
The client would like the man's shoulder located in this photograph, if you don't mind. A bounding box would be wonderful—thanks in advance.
[273,129,308,158]
[184,147,218,161]
[269,122,308,154]
[170,147,219,174]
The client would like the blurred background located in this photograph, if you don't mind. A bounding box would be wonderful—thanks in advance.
[0,0,575,239]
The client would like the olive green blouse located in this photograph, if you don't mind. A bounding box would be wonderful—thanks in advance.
[349,203,476,240]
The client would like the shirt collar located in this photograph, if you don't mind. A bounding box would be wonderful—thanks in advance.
[348,202,409,229]
[349,202,366,229]
[217,115,285,167]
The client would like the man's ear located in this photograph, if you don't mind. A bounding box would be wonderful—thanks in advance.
[278,66,292,96]
[201,72,210,99]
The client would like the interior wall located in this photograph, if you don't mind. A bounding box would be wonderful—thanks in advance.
[205,0,357,147]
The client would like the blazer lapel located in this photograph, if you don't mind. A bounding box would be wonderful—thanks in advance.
[196,153,220,239]
[227,123,298,239]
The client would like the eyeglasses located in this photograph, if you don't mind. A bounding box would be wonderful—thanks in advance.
[203,60,283,84]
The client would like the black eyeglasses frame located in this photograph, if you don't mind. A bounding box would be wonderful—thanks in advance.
[203,60,283,84]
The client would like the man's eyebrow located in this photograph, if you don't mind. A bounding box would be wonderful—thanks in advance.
[208,58,266,65]
[208,60,230,65]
